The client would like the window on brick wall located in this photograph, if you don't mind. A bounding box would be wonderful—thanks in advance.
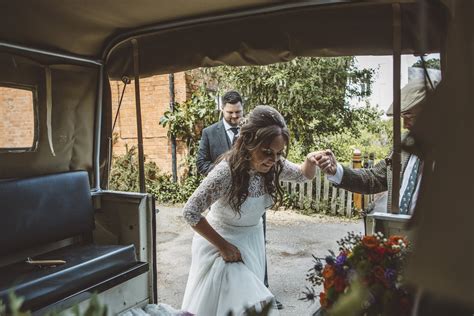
[0,85,38,152]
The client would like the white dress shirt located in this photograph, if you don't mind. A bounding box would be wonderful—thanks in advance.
[222,119,239,144]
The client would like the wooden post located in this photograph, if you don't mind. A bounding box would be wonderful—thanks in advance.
[352,149,363,210]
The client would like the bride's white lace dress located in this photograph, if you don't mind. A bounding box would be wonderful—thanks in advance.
[181,160,308,316]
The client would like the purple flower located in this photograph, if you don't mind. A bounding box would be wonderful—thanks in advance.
[335,254,347,267]
[334,254,347,273]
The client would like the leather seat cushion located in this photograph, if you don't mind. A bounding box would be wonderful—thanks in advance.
[0,171,94,256]
[0,244,139,311]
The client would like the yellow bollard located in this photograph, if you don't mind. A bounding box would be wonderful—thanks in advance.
[353,149,363,210]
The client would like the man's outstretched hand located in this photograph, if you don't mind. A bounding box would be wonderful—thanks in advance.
[315,150,338,176]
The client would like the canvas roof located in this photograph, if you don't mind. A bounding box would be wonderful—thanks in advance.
[1,0,446,77]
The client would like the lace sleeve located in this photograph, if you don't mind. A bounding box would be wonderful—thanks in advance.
[280,159,310,183]
[182,161,231,226]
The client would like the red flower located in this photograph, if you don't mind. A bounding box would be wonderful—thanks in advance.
[324,277,335,290]
[375,246,387,256]
[385,235,407,253]
[368,246,386,263]
[388,235,406,245]
[334,276,346,293]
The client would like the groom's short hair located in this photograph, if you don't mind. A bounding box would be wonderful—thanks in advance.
[221,91,242,108]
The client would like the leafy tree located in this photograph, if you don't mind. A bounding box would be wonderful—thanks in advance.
[159,85,219,176]
[411,58,441,70]
[197,57,381,151]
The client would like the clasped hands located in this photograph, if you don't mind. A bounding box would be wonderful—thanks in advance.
[306,149,338,176]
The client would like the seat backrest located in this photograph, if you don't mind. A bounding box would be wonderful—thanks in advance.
[0,171,94,256]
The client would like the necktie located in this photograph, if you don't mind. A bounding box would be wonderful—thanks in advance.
[399,156,420,214]
[229,127,239,145]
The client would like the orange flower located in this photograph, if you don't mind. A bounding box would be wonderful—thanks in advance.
[322,265,335,279]
[388,235,407,245]
[386,236,407,254]
[324,277,335,290]
[362,235,379,249]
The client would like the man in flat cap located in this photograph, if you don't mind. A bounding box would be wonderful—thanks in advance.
[316,80,435,214]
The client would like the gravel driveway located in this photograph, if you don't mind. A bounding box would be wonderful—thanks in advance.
[156,205,363,316]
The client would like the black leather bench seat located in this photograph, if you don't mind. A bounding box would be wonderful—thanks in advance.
[0,244,147,311]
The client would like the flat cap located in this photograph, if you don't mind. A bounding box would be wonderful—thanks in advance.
[386,80,437,116]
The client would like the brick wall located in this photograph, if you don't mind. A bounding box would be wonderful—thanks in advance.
[110,72,191,178]
[0,87,35,148]
[0,74,192,177]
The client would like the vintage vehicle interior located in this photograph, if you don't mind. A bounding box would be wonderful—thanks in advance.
[1,0,471,314]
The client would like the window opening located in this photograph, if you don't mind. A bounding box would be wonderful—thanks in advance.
[0,84,38,152]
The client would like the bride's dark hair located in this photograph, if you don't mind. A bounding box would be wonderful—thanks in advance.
[224,105,289,214]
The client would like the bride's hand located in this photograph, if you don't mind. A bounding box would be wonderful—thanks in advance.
[219,242,243,263]
[311,149,337,176]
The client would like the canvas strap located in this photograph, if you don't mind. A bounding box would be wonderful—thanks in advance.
[45,66,56,156]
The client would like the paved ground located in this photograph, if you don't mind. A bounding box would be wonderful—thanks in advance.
[155,205,363,315]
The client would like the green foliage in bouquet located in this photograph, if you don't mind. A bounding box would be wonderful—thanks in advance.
[227,301,272,316]
[0,292,30,316]
[0,292,106,316]
[0,291,271,316]
[302,232,413,316]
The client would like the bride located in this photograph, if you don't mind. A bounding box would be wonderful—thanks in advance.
[181,105,322,316]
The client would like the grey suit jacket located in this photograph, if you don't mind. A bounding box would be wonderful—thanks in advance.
[336,150,412,211]
[196,120,231,175]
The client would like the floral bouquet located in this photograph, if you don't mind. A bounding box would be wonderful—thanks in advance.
[302,232,413,316]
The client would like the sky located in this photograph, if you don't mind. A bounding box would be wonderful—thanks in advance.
[353,54,440,115]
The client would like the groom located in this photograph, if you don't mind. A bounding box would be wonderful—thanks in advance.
[196,90,243,175]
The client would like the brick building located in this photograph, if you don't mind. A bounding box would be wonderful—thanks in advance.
[111,72,192,177]
[0,87,36,149]
[0,73,193,177]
